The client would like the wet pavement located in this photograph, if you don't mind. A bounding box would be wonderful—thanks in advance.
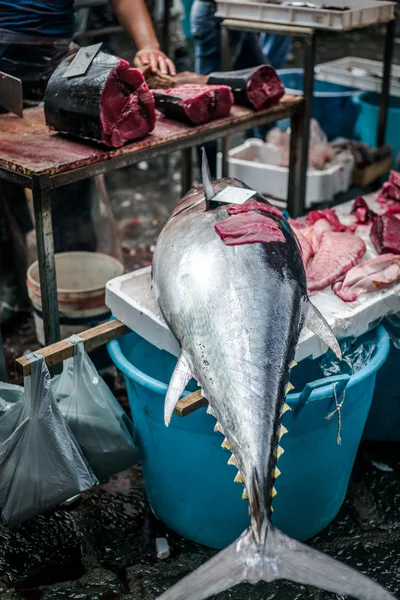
[3,11,400,600]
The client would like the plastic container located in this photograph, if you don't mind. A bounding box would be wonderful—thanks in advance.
[278,69,360,140]
[27,252,124,346]
[316,57,400,97]
[215,0,395,31]
[353,91,400,168]
[228,138,354,207]
[108,325,390,548]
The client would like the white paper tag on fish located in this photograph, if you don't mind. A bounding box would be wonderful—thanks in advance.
[63,43,103,78]
[212,186,257,205]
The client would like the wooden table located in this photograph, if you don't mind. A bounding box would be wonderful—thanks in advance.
[0,95,305,346]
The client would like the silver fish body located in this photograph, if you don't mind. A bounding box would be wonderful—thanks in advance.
[152,172,395,600]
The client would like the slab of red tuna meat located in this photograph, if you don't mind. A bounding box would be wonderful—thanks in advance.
[305,208,346,232]
[389,169,400,188]
[207,65,285,111]
[45,52,155,148]
[215,213,285,245]
[370,214,400,255]
[307,231,366,293]
[227,201,284,219]
[333,254,400,302]
[351,196,377,224]
[153,84,233,125]
[377,181,400,203]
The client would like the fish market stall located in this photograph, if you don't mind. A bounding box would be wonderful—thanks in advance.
[216,0,396,200]
[0,94,304,347]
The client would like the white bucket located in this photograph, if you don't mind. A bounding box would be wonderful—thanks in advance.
[27,252,125,345]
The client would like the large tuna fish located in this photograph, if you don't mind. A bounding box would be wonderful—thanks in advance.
[151,151,395,600]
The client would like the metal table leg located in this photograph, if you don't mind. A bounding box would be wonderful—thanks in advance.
[162,0,171,57]
[288,101,305,217]
[32,175,61,345]
[299,31,316,214]
[181,148,193,193]
[377,18,396,148]
[0,326,8,383]
[220,24,232,178]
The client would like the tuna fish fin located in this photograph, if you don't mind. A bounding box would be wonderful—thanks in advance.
[201,147,215,208]
[155,524,395,600]
[164,352,193,426]
[305,301,342,360]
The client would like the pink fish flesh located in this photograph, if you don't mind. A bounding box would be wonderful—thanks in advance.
[214,213,285,245]
[351,196,377,224]
[227,201,283,219]
[307,231,366,293]
[305,208,346,232]
[333,254,400,302]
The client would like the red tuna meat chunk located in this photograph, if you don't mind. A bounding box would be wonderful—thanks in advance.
[377,182,400,203]
[45,52,155,148]
[153,84,233,125]
[370,214,400,255]
[307,231,366,293]
[214,213,285,245]
[333,254,400,302]
[389,170,400,188]
[227,201,284,219]
[351,196,377,224]
[305,208,346,232]
[246,65,285,110]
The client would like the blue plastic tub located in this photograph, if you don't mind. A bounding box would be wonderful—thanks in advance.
[180,0,194,39]
[108,325,389,548]
[353,91,400,168]
[278,69,360,140]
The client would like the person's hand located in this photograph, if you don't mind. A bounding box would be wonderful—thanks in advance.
[134,47,176,76]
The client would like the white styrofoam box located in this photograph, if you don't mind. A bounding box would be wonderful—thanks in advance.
[316,57,400,97]
[227,138,354,208]
[215,0,395,32]
[106,193,400,364]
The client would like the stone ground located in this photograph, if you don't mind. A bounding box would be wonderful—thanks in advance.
[3,9,400,600]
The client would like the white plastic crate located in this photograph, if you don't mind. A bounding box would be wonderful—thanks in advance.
[215,0,395,31]
[106,194,400,364]
[227,138,354,208]
[316,57,400,97]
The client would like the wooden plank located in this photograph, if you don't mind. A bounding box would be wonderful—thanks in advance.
[174,390,207,417]
[16,319,129,376]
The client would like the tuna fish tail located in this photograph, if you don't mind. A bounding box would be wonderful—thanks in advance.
[156,524,395,600]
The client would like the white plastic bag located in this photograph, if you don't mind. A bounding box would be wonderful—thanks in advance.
[0,381,23,415]
[52,335,139,481]
[0,352,98,528]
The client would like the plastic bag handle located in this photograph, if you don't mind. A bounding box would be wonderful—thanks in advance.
[298,373,350,406]
[66,335,85,395]
[24,352,52,414]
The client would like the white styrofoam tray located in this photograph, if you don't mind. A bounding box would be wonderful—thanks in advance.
[106,193,400,364]
[316,57,400,97]
[228,138,354,208]
[215,0,395,32]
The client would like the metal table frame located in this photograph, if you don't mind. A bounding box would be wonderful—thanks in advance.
[0,97,304,347]
[221,17,396,206]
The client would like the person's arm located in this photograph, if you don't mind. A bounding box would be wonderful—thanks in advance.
[108,0,176,75]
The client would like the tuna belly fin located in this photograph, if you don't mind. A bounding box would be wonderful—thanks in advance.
[155,525,395,600]
[305,301,342,360]
[164,352,193,426]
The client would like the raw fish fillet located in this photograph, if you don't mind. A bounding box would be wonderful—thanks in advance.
[153,84,233,125]
[44,52,155,148]
[370,214,400,255]
[333,254,400,302]
[295,230,313,266]
[207,65,284,110]
[308,219,332,254]
[215,213,285,245]
[377,182,400,203]
[307,231,366,293]
[389,169,400,188]
[305,208,346,232]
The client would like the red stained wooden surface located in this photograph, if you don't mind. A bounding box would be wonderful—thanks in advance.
[0,95,300,178]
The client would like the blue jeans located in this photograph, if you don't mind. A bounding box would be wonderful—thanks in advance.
[190,0,291,175]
